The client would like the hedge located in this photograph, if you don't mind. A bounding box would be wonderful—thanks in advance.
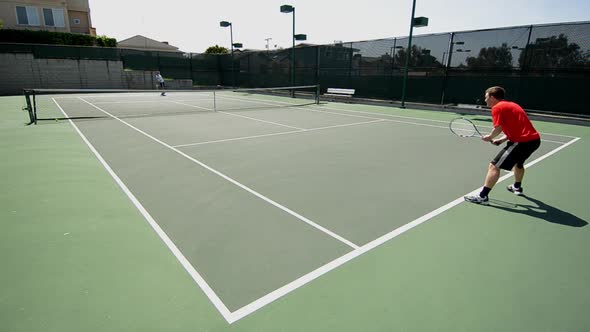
[0,29,116,47]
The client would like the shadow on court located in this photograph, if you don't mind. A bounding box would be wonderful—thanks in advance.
[489,196,588,228]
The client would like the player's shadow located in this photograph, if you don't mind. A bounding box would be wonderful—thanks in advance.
[489,195,587,227]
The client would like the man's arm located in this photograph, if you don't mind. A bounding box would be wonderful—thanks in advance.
[482,125,503,142]
[491,135,508,145]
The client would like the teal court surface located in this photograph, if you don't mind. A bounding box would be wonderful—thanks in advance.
[1,90,589,332]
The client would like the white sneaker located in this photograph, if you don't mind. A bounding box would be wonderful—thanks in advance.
[506,184,523,195]
[464,195,489,205]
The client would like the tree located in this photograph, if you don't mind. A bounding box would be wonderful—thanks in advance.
[466,43,513,69]
[518,34,587,69]
[394,45,440,68]
[205,45,229,54]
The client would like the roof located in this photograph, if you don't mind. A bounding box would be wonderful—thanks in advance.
[117,35,180,52]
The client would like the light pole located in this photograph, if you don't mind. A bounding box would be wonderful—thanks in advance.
[280,5,306,90]
[400,0,428,108]
[220,21,235,87]
[280,4,295,89]
[265,37,272,54]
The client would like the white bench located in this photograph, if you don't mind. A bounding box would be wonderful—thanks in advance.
[324,88,355,98]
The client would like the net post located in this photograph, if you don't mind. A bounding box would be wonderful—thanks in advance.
[213,90,217,111]
[23,89,35,125]
[315,84,320,104]
[32,91,38,124]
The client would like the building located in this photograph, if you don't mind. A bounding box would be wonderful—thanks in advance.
[117,35,181,53]
[0,0,95,35]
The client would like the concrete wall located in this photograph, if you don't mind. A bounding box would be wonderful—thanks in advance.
[0,53,193,95]
[0,53,125,94]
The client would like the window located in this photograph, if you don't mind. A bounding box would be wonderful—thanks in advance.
[43,8,65,27]
[43,9,54,26]
[16,6,40,26]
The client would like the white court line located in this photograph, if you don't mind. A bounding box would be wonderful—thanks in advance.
[217,111,305,130]
[93,100,166,104]
[222,95,380,121]
[225,135,581,323]
[538,139,571,144]
[51,92,581,140]
[220,95,462,130]
[317,104,580,140]
[222,95,451,124]
[172,119,386,148]
[72,97,359,323]
[224,94,578,140]
[171,100,306,130]
[224,95,576,142]
[50,98,233,321]
[77,97,359,241]
[54,92,211,99]
[169,100,213,111]
[91,98,213,104]
[175,94,567,148]
[62,95,581,324]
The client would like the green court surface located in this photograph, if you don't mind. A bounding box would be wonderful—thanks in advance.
[1,92,589,332]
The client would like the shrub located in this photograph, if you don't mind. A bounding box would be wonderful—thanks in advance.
[0,29,116,47]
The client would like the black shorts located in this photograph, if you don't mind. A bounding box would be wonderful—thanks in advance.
[491,139,541,170]
[159,82,166,88]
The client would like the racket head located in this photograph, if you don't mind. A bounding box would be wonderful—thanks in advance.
[449,117,482,138]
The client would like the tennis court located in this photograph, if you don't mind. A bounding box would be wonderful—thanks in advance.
[1,90,589,331]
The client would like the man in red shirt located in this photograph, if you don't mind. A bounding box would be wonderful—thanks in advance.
[465,86,541,205]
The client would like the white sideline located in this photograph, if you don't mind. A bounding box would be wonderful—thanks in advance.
[61,97,360,323]
[51,98,233,320]
[225,136,581,323]
[55,95,581,324]
[173,94,570,147]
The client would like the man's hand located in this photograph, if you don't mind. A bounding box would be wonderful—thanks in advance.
[491,137,506,146]
[481,134,492,142]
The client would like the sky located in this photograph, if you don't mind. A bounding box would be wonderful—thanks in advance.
[90,0,590,53]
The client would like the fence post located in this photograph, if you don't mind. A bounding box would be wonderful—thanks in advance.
[516,25,534,106]
[316,46,321,89]
[189,53,194,86]
[157,51,161,73]
[390,38,396,101]
[440,32,454,105]
[348,42,353,88]
[522,25,533,72]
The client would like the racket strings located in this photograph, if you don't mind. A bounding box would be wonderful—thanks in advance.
[450,119,478,137]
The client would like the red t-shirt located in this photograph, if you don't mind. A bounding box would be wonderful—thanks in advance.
[491,101,540,142]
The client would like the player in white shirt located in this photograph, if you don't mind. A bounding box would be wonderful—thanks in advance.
[155,72,166,96]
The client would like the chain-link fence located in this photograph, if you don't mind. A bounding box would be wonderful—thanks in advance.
[1,21,588,114]
[226,22,588,114]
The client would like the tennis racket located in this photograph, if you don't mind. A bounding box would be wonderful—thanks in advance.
[450,117,502,145]
[449,117,484,138]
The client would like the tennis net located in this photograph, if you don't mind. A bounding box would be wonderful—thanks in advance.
[23,85,320,125]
